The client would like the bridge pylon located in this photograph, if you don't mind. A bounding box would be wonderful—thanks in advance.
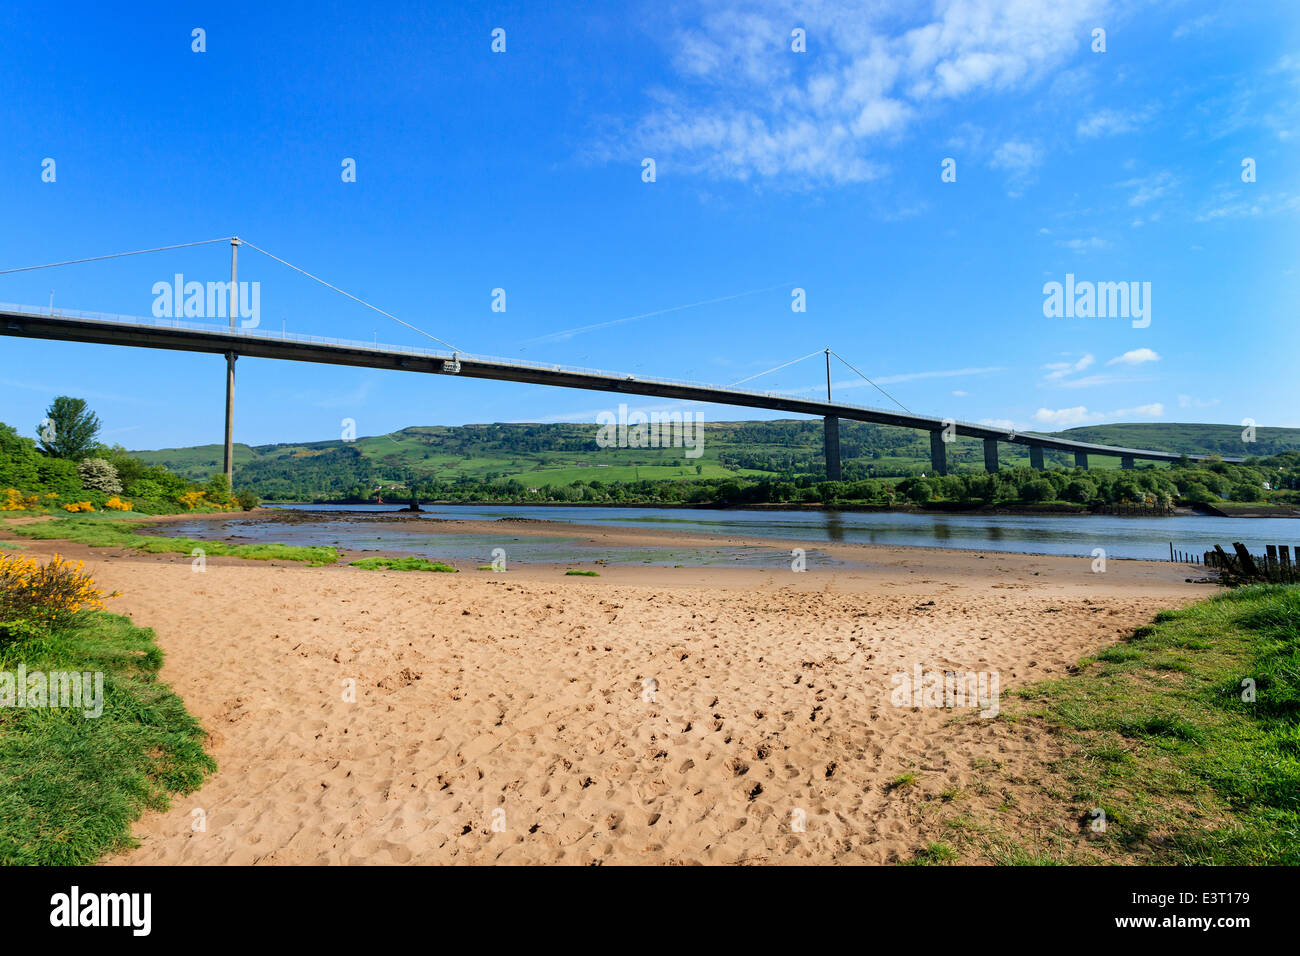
[223,237,241,488]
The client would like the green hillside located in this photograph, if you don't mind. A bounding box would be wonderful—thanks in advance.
[131,420,1300,500]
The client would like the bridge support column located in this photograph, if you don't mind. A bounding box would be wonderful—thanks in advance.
[1029,445,1045,470]
[823,416,842,481]
[929,430,948,476]
[1074,451,1088,469]
[983,438,999,473]
[223,351,236,487]
[1121,456,1135,470]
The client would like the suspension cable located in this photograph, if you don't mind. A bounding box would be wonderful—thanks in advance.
[728,349,825,387]
[237,239,460,352]
[829,349,913,413]
[0,237,235,275]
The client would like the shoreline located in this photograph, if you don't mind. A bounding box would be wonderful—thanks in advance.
[258,498,1300,518]
[132,506,1235,568]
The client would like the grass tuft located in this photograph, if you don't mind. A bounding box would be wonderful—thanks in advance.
[0,612,215,864]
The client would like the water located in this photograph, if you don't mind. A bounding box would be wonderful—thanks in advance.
[151,503,1300,566]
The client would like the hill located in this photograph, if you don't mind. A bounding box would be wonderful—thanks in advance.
[131,420,1300,500]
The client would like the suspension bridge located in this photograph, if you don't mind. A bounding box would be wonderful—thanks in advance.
[0,237,1244,483]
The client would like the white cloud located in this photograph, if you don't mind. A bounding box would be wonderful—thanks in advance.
[1119,170,1178,207]
[1106,348,1161,365]
[1043,353,1094,381]
[991,139,1041,172]
[1178,394,1220,409]
[1055,236,1110,251]
[1034,402,1165,427]
[609,0,1111,185]
[1076,108,1143,139]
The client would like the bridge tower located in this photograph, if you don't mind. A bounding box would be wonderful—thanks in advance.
[1029,445,1045,470]
[1074,451,1089,469]
[223,238,240,489]
[823,349,842,480]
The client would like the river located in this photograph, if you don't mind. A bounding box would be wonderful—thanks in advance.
[148,503,1299,569]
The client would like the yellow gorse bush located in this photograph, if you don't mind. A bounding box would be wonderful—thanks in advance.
[104,496,133,511]
[2,488,40,511]
[177,490,233,511]
[62,501,96,513]
[0,552,116,630]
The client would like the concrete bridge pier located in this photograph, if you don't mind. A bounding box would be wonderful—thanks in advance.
[1121,456,1136,470]
[983,438,999,472]
[823,416,842,480]
[1074,451,1088,469]
[929,430,948,476]
[1029,445,1045,470]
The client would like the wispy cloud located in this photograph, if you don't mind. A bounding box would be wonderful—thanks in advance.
[1043,353,1094,382]
[1107,347,1160,366]
[599,0,1110,185]
[1076,107,1145,139]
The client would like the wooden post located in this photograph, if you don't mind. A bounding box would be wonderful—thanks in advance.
[1232,542,1258,578]
[1279,546,1292,583]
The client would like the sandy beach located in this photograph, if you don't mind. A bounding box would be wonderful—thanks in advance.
[8,515,1214,864]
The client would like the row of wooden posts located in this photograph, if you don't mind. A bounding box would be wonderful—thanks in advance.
[1180,541,1300,583]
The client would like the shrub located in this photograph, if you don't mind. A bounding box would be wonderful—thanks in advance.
[125,478,165,500]
[104,496,133,511]
[235,489,261,511]
[2,489,40,512]
[36,456,83,497]
[0,424,41,491]
[0,553,115,640]
[178,490,208,511]
[77,458,123,495]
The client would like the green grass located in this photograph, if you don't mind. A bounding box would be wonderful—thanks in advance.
[904,841,959,865]
[349,556,457,572]
[951,584,1300,864]
[9,517,338,566]
[0,612,216,864]
[565,569,600,576]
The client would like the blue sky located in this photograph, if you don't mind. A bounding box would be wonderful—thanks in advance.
[1,0,1297,451]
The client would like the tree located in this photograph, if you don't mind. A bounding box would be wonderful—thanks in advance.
[1021,479,1055,503]
[38,397,101,460]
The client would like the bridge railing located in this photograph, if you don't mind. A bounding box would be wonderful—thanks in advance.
[0,300,1048,439]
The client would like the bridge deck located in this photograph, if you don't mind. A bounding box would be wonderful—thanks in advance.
[0,305,1243,465]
